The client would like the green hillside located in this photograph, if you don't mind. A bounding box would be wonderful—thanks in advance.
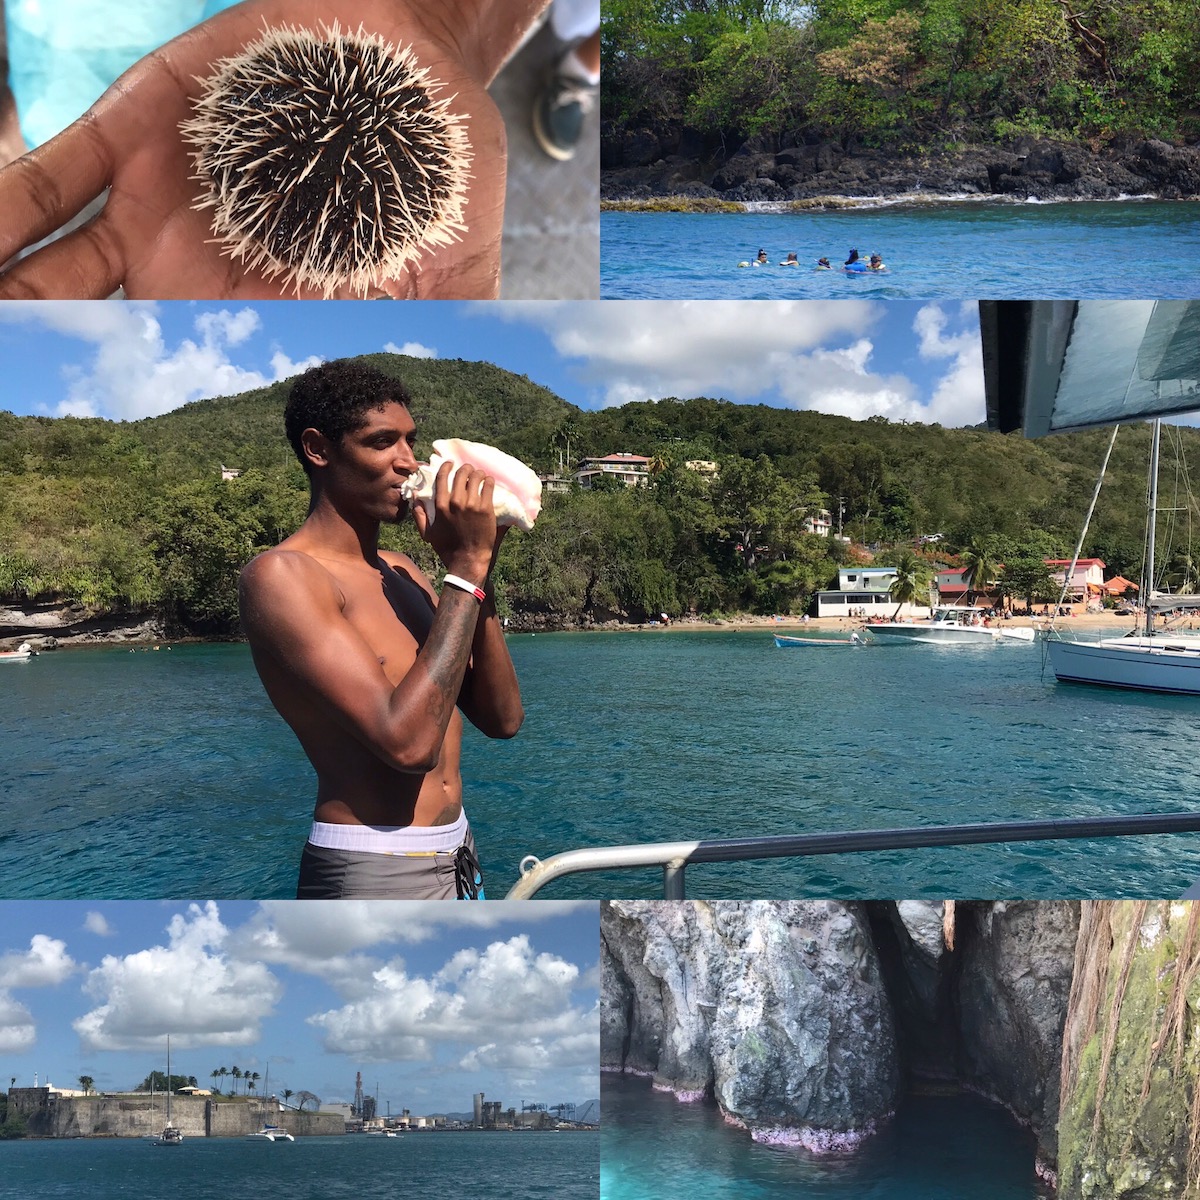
[1,352,1195,634]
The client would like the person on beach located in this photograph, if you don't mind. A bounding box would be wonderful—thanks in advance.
[238,360,525,899]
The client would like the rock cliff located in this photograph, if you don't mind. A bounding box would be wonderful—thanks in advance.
[601,131,1200,203]
[602,900,899,1149]
[603,899,1078,1174]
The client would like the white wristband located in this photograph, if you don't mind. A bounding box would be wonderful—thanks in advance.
[442,573,487,603]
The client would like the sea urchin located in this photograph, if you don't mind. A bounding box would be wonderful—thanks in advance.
[180,22,472,297]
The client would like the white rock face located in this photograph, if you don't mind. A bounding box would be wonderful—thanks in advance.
[602,900,900,1145]
[895,900,947,961]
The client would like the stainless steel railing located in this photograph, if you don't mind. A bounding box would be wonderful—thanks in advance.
[504,811,1200,898]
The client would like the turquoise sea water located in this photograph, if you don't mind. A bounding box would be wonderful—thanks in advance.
[4,631,1200,899]
[601,1075,1043,1200]
[0,1130,598,1200]
[599,201,1200,298]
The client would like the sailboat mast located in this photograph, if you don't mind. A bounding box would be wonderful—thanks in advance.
[166,1036,171,1125]
[1146,419,1161,638]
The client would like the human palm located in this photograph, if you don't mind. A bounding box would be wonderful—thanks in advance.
[0,0,518,298]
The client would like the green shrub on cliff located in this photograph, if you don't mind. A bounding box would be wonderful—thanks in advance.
[603,0,1200,150]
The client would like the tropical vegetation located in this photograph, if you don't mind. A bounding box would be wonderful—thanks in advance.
[602,0,1200,150]
[1,353,1196,633]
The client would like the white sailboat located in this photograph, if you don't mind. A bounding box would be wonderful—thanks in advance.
[153,1037,183,1146]
[1046,420,1200,693]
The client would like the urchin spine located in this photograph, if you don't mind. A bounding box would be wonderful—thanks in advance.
[180,22,472,297]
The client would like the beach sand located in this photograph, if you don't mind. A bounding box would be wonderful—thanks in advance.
[636,610,1196,635]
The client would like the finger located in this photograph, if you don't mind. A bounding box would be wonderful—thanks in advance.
[0,211,124,299]
[412,503,429,540]
[0,113,115,267]
[434,461,456,507]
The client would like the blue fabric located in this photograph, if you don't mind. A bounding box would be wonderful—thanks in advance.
[5,0,207,147]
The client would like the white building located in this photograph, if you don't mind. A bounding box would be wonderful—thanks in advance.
[803,509,833,537]
[573,454,650,488]
[813,566,931,619]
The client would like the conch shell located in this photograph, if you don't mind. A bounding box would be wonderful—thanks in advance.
[400,438,543,532]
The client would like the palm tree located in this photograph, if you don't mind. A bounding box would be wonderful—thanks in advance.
[218,1067,229,1094]
[250,1071,261,1096]
[960,537,1000,604]
[282,1089,294,1108]
[211,1069,221,1093]
[888,550,930,619]
[231,1066,242,1096]
[553,418,581,473]
[78,1075,94,1096]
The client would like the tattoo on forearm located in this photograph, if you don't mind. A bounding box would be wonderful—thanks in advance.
[423,595,477,724]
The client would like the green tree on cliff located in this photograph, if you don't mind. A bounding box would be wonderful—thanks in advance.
[77,1076,94,1096]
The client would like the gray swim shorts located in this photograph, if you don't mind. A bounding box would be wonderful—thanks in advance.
[295,813,485,900]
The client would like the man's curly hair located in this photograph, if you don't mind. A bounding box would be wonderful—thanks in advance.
[285,360,413,472]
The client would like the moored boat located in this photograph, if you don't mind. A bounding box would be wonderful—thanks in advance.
[0,642,34,661]
[773,632,862,647]
[863,607,1036,645]
[247,1124,295,1141]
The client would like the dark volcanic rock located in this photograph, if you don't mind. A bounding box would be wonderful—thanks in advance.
[602,128,1200,201]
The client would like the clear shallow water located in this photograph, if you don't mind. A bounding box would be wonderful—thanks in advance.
[0,1130,598,1200]
[601,1075,1042,1200]
[4,632,1200,899]
[600,201,1200,298]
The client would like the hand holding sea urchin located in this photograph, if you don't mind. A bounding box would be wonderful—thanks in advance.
[180,22,471,297]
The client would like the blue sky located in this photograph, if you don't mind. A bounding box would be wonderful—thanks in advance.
[0,901,598,1116]
[0,300,986,426]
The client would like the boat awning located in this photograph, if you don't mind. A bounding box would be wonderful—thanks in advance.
[981,300,1200,437]
[1148,594,1200,610]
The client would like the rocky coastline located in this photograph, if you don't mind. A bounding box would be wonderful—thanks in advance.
[601,128,1200,205]
[0,602,1148,652]
[603,900,1200,1199]
[0,601,168,652]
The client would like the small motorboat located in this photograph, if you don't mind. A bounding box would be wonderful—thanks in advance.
[774,633,862,647]
[0,642,34,662]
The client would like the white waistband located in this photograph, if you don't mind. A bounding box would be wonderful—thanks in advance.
[307,812,468,854]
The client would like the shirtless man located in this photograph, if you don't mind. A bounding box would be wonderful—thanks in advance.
[238,359,525,899]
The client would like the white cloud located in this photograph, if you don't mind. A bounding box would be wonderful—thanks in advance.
[384,341,438,358]
[482,299,967,422]
[0,934,77,1053]
[912,302,986,426]
[307,935,596,1067]
[0,992,35,1053]
[233,901,594,982]
[73,902,283,1052]
[0,302,315,420]
[0,934,76,988]
[479,299,988,425]
[485,300,883,407]
[83,912,113,937]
